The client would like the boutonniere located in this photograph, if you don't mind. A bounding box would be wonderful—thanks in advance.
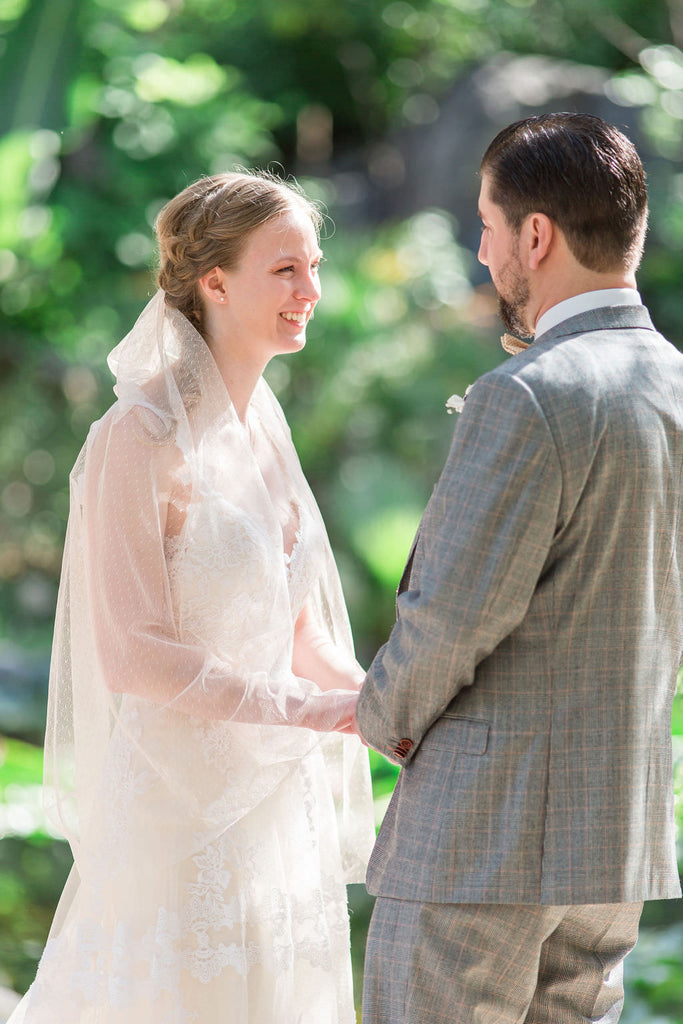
[445,384,474,414]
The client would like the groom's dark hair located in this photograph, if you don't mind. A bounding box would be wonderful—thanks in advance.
[480,112,648,273]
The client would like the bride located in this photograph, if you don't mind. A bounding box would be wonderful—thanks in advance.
[10,171,375,1023]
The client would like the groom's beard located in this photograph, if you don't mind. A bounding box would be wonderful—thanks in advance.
[495,252,531,338]
[499,292,530,338]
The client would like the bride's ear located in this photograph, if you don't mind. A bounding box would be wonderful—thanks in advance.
[198,267,228,305]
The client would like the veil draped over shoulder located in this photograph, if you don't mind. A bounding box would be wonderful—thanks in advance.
[17,291,374,1023]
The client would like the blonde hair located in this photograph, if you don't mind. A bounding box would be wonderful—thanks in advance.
[156,171,323,337]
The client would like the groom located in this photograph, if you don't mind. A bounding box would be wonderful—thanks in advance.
[355,112,683,1023]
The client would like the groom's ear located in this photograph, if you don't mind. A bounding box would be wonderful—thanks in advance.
[522,212,553,270]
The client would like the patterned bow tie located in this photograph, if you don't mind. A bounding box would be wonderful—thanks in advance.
[501,333,531,355]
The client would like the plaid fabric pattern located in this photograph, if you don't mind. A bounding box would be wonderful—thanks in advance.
[362,898,643,1024]
[356,305,683,905]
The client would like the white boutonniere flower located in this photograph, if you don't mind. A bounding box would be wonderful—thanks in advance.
[445,384,473,414]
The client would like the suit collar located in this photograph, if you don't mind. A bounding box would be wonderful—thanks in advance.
[534,304,656,346]
[535,288,641,338]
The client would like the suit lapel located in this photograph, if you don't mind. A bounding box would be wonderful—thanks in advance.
[398,532,420,595]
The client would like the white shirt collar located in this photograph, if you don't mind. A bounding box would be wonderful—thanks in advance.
[535,288,642,340]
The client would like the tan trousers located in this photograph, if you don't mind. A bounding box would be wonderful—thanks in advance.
[362,898,643,1023]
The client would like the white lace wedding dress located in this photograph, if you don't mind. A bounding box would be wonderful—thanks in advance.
[9,293,374,1024]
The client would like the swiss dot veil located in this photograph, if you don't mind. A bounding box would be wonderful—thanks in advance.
[43,287,374,890]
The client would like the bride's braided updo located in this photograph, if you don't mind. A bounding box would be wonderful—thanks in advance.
[156,171,323,338]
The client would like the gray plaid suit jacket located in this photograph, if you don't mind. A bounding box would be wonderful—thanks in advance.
[356,304,683,905]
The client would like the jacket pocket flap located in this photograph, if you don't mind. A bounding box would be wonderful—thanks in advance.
[438,714,490,755]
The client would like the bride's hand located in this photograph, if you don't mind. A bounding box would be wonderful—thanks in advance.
[297,688,359,733]
[337,712,369,744]
[292,603,367,692]
[328,689,359,734]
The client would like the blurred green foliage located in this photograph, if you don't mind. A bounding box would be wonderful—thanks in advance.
[2,0,683,1017]
[2,0,683,657]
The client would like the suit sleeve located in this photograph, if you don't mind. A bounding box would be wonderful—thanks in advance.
[355,371,562,763]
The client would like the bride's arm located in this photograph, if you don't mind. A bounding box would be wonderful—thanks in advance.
[79,407,356,732]
[292,601,365,693]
